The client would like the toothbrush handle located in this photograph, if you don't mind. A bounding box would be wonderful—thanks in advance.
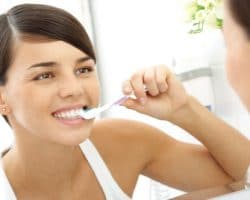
[112,95,130,106]
[97,96,129,114]
[98,95,131,112]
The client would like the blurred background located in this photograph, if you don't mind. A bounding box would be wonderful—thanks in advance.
[1,0,250,199]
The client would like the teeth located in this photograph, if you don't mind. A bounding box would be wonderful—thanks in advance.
[53,108,82,120]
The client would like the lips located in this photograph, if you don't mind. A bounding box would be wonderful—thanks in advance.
[52,104,85,113]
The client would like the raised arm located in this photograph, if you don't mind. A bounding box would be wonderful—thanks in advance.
[170,95,250,181]
[121,65,250,185]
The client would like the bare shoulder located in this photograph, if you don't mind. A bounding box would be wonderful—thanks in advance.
[88,118,179,193]
[90,118,176,171]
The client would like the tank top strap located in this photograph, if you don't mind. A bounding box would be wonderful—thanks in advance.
[80,139,131,200]
[0,154,17,200]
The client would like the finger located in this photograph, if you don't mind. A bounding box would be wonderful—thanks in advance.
[155,65,169,93]
[122,80,133,95]
[130,70,147,104]
[143,67,159,96]
[120,97,145,113]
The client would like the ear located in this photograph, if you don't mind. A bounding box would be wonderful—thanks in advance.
[0,86,6,104]
[0,86,10,115]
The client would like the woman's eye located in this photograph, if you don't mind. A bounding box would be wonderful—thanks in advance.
[76,67,93,75]
[34,72,54,81]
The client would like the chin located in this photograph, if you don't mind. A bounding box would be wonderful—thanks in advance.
[57,129,91,146]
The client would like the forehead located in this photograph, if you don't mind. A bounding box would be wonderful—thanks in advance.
[10,40,88,69]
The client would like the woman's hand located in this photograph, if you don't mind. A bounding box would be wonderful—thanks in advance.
[121,65,189,120]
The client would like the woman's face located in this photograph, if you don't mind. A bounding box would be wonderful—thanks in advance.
[1,39,100,146]
[223,2,250,111]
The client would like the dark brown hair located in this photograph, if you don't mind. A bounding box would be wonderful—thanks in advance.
[0,3,96,124]
[228,0,250,37]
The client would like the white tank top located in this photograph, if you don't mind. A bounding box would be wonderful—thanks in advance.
[0,139,132,200]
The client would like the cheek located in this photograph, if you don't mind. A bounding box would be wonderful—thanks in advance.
[86,78,100,106]
[225,50,250,104]
[225,53,238,88]
[6,85,32,112]
[225,48,247,90]
[6,83,50,126]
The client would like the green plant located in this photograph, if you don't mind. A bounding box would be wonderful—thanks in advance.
[186,0,223,34]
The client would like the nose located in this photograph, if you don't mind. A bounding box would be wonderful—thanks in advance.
[57,74,85,99]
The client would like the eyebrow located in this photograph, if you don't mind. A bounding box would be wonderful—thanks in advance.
[27,56,92,69]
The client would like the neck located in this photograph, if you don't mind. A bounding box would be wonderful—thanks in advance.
[3,131,85,195]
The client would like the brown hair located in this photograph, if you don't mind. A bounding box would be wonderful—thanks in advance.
[228,0,250,37]
[0,3,96,124]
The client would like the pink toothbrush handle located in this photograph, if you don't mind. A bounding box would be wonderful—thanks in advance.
[112,96,130,106]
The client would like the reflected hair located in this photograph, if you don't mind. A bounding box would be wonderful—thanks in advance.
[228,0,250,38]
[0,3,96,124]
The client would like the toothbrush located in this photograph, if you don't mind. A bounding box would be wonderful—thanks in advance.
[78,95,130,119]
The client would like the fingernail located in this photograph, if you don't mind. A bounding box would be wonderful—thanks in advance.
[140,97,146,105]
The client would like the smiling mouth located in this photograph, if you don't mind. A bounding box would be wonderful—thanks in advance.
[52,108,84,120]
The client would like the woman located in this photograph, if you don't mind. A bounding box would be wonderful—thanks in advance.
[0,2,249,200]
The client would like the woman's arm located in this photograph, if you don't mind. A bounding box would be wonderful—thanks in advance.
[121,65,250,185]
[172,180,245,200]
[93,118,233,191]
[170,95,250,181]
